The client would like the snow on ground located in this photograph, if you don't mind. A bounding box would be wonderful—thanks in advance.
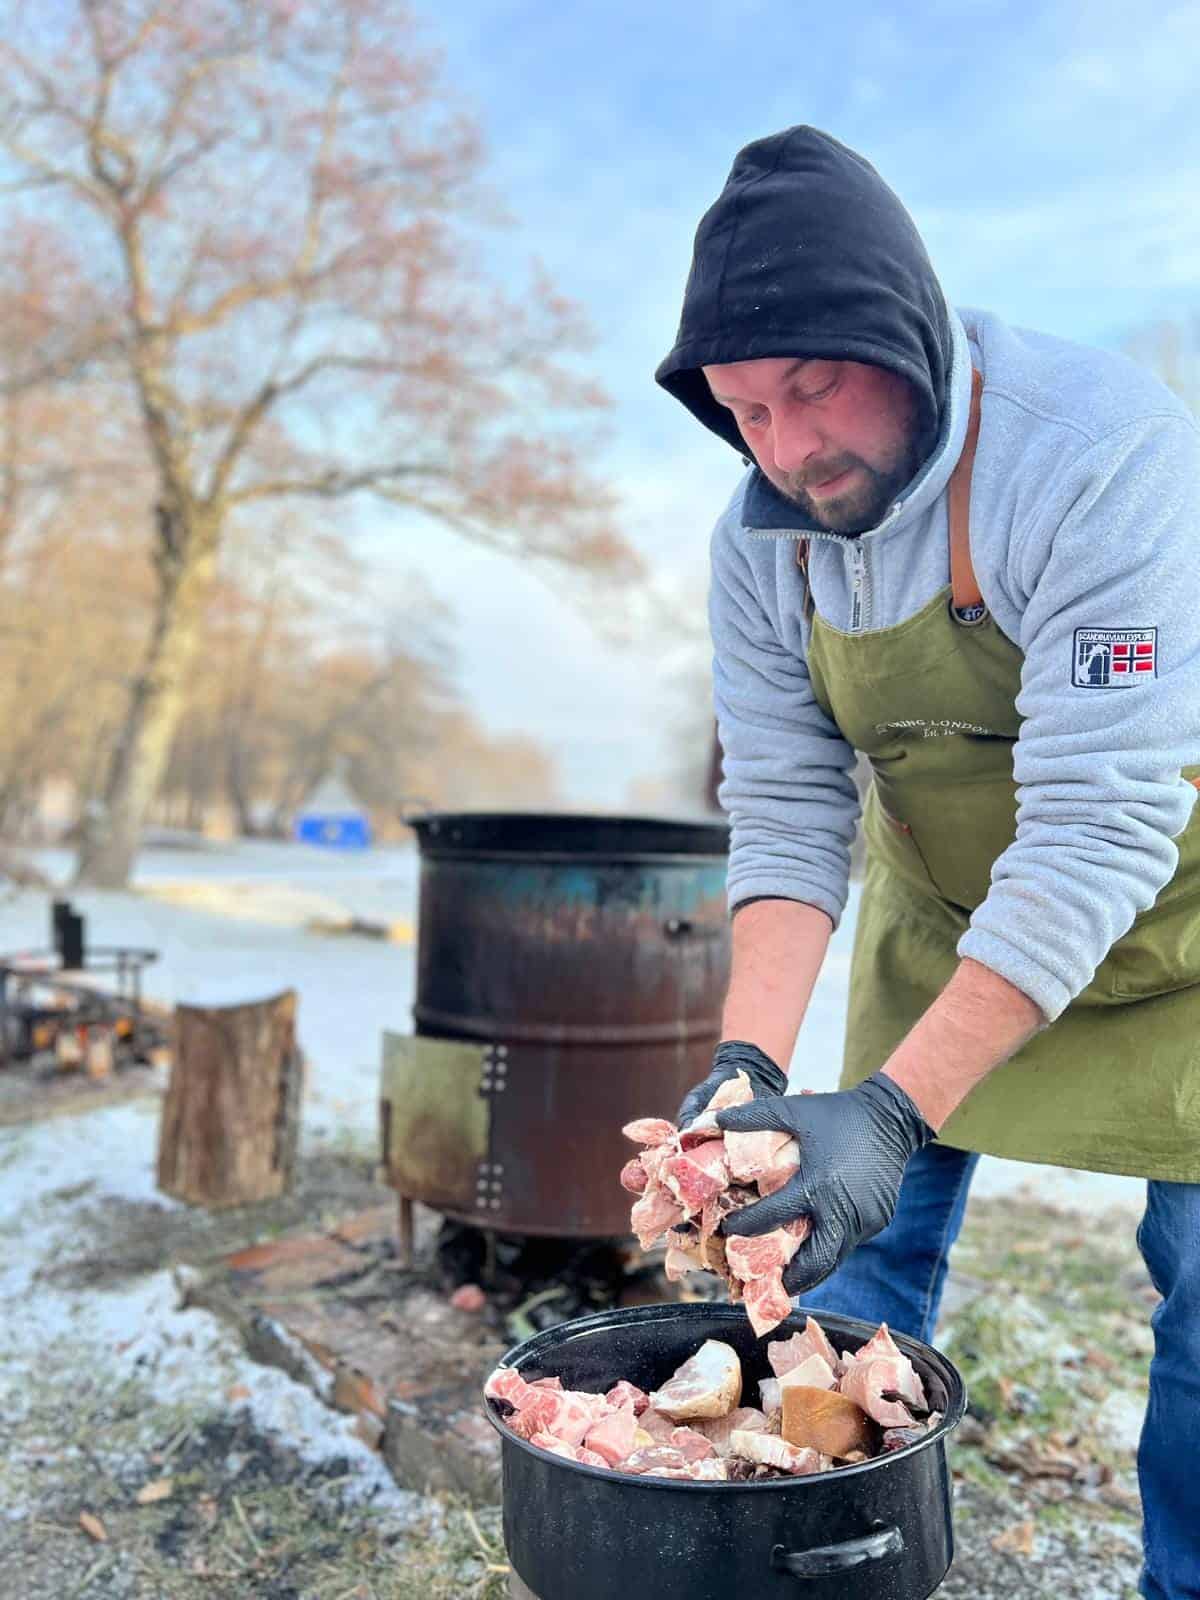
[0,1099,422,1528]
[0,839,430,1521]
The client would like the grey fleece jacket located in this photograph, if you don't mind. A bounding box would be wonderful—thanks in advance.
[710,306,1200,1021]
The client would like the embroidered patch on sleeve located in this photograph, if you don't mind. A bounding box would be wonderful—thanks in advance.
[1072,627,1158,687]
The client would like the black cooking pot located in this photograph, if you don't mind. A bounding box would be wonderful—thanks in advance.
[484,1302,966,1600]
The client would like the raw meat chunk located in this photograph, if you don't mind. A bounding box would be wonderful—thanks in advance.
[724,1219,808,1284]
[756,1139,802,1197]
[724,1129,796,1184]
[668,1426,718,1462]
[484,1366,531,1406]
[623,1444,690,1475]
[663,1142,731,1216]
[630,1187,686,1250]
[647,1340,742,1420]
[605,1380,649,1415]
[692,1407,771,1458]
[619,1157,648,1194]
[637,1409,677,1441]
[759,1377,782,1418]
[742,1275,795,1340]
[839,1353,927,1429]
[622,1117,678,1147]
[656,1457,730,1481]
[529,1432,609,1468]
[777,1353,837,1393]
[729,1430,826,1476]
[584,1405,639,1467]
[768,1317,842,1378]
[705,1071,755,1111]
[622,1072,805,1335]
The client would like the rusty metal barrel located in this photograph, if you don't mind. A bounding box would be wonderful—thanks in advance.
[380,812,730,1238]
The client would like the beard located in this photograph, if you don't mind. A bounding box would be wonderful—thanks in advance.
[774,420,933,534]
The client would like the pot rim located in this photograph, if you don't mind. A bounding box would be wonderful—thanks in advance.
[483,1300,968,1492]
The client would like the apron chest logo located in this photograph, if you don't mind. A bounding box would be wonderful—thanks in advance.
[1072,627,1157,687]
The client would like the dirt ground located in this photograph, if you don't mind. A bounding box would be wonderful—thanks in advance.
[2,1128,1152,1600]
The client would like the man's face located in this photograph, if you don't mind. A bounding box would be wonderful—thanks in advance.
[702,357,928,533]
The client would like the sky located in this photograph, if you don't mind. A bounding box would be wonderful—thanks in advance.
[364,0,1200,810]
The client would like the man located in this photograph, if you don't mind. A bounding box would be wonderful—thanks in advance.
[656,127,1200,1600]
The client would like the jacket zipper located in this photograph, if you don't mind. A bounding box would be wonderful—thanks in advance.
[847,541,872,632]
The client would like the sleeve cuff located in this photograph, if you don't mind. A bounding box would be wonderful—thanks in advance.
[957,926,1070,1022]
[727,876,846,931]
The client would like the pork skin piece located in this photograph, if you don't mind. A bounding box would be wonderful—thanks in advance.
[584,1405,639,1467]
[692,1407,771,1458]
[529,1432,609,1469]
[630,1186,686,1249]
[781,1386,876,1458]
[647,1339,743,1420]
[723,1128,795,1184]
[622,1116,678,1147]
[605,1380,649,1416]
[777,1352,837,1392]
[662,1141,730,1217]
[619,1156,649,1195]
[767,1316,842,1378]
[729,1430,826,1476]
[839,1357,927,1428]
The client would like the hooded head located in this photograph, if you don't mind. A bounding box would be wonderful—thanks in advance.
[655,127,952,528]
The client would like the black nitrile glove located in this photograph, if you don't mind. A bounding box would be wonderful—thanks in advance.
[716,1071,935,1295]
[675,1039,788,1130]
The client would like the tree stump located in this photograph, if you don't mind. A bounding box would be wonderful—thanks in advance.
[157,989,301,1208]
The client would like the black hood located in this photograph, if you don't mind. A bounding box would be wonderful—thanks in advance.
[655,126,952,462]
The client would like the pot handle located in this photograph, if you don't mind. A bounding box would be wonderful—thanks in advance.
[771,1525,904,1578]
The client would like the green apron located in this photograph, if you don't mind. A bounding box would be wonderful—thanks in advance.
[804,372,1200,1180]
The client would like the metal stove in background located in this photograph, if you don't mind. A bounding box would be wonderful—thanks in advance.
[380,812,731,1270]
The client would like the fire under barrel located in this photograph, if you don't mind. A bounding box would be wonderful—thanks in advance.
[381,812,731,1238]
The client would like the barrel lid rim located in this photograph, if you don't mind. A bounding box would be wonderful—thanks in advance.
[406,810,729,856]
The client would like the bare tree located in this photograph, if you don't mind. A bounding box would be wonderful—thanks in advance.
[0,0,636,885]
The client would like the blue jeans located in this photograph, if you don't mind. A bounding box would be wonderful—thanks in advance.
[800,1142,1200,1600]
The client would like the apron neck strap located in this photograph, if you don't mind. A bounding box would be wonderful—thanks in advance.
[948,369,984,612]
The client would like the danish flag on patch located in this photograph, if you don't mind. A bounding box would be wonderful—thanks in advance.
[1072,627,1158,687]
